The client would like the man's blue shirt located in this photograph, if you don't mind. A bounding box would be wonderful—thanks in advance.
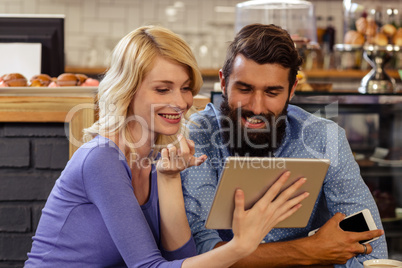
[181,103,387,268]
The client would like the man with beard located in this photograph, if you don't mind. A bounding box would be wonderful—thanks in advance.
[181,24,386,267]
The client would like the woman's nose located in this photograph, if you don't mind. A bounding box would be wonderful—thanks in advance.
[171,91,188,111]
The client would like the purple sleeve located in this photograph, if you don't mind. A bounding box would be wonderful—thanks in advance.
[161,236,196,261]
[82,146,188,267]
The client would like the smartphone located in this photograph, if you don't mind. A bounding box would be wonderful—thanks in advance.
[308,209,379,244]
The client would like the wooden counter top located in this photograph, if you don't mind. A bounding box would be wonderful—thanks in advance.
[0,87,97,158]
[0,87,210,158]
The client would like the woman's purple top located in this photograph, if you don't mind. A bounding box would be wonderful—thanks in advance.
[25,136,196,267]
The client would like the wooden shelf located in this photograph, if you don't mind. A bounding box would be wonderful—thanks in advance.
[65,66,402,80]
[65,66,107,75]
[64,66,222,77]
[303,69,401,80]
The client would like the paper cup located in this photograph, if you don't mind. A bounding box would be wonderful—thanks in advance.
[363,258,402,267]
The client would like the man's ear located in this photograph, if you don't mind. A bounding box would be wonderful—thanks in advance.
[219,69,226,96]
[289,79,298,101]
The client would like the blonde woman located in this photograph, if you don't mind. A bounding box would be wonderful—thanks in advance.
[25,25,309,267]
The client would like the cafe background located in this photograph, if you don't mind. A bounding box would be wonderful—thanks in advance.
[0,0,402,267]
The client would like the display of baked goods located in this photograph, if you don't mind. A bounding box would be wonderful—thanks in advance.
[344,30,365,45]
[344,16,402,46]
[30,74,53,87]
[0,73,28,87]
[0,72,99,87]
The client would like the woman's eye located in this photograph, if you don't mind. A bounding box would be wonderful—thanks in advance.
[181,87,192,92]
[156,88,169,93]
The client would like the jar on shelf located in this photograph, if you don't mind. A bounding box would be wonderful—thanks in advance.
[235,0,321,70]
[235,0,317,44]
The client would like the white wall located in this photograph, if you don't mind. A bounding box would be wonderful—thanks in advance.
[0,0,349,70]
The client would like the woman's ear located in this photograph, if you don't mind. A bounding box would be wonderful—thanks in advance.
[219,69,226,96]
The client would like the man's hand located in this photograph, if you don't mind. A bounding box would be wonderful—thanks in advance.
[307,212,384,265]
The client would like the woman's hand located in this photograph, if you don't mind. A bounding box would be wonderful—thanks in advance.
[156,134,207,178]
[156,134,207,251]
[230,171,310,258]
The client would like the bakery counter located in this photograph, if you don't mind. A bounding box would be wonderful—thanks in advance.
[0,87,97,158]
[0,87,210,158]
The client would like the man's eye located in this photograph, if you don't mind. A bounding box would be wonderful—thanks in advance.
[266,91,279,96]
[239,88,251,93]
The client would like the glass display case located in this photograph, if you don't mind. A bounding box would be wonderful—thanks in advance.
[291,91,402,259]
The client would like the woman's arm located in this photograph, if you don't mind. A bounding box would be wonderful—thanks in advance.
[82,145,185,267]
[157,135,207,251]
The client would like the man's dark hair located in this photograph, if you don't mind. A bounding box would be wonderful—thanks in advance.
[221,23,303,93]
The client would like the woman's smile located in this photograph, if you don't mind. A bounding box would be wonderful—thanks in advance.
[159,112,182,124]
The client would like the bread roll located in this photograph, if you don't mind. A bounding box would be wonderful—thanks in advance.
[373,32,388,46]
[355,17,367,34]
[393,28,402,46]
[81,78,100,87]
[381,24,397,38]
[57,73,79,87]
[75,74,88,86]
[344,30,365,45]
[30,74,52,87]
[365,17,378,37]
[1,73,28,87]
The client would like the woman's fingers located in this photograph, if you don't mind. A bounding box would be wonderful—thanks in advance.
[167,144,177,166]
[188,154,207,167]
[176,135,206,168]
[274,202,303,224]
[259,171,291,204]
[251,173,309,227]
[268,178,309,226]
[274,177,307,204]
[177,134,190,157]
[157,148,170,170]
[233,189,245,219]
[187,139,196,156]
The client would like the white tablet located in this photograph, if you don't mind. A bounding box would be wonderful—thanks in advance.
[205,157,330,229]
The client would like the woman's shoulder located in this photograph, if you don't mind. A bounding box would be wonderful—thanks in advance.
[71,136,127,168]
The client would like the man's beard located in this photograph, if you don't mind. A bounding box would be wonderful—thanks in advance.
[219,96,288,157]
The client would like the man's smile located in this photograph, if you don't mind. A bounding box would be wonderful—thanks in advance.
[242,116,266,129]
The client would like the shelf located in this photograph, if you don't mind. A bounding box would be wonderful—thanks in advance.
[64,66,222,77]
[65,66,402,80]
[65,66,107,75]
[0,87,97,158]
[304,69,401,80]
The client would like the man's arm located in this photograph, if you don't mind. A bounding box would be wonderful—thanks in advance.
[214,213,384,268]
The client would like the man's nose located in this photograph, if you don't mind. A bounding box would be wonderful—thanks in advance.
[248,92,265,115]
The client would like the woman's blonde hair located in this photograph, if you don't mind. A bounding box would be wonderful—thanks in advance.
[84,25,203,158]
